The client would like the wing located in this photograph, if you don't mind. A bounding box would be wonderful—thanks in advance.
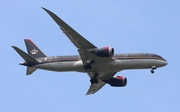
[42,7,96,49]
[86,78,106,95]
[86,72,117,95]
[42,7,113,64]
[42,8,117,95]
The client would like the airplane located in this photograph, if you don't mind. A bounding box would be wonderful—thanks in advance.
[12,7,168,95]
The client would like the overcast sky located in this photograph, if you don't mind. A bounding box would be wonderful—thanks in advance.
[0,0,179,112]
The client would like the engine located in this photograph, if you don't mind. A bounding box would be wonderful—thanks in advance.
[91,47,114,57]
[105,76,127,87]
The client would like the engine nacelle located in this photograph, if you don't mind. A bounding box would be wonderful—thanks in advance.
[105,76,127,87]
[91,47,114,57]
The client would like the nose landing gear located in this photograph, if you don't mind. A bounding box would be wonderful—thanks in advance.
[151,66,156,74]
[151,69,154,74]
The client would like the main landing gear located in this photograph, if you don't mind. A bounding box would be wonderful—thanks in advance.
[90,73,98,84]
[83,59,98,84]
[83,59,93,70]
[151,66,157,74]
[83,64,92,70]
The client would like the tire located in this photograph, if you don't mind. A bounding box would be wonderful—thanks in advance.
[90,79,94,84]
[87,64,92,69]
[83,65,88,70]
[90,78,98,84]
[151,69,154,74]
[94,78,98,83]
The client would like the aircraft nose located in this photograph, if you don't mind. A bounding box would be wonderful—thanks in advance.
[163,60,168,66]
[161,57,168,66]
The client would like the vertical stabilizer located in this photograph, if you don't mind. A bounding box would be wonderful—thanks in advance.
[24,39,47,58]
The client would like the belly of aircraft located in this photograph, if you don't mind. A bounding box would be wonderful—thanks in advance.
[33,59,159,72]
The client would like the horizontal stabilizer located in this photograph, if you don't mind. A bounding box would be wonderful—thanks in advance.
[12,46,38,63]
[26,67,37,75]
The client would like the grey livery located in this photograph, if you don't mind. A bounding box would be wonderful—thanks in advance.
[12,7,168,95]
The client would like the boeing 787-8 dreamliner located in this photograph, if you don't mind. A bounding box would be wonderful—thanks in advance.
[12,7,168,95]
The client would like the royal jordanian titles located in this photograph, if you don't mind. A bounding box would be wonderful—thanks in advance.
[12,7,168,95]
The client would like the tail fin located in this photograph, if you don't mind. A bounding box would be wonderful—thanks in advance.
[24,39,47,58]
[12,46,38,75]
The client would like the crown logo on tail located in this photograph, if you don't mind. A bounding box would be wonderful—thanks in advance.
[30,49,38,54]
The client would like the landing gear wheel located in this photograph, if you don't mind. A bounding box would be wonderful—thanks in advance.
[90,78,98,84]
[94,78,98,83]
[83,59,93,70]
[83,64,92,70]
[87,64,92,69]
[151,66,156,74]
[93,73,98,77]
[83,65,88,70]
[90,72,99,84]
[151,69,154,74]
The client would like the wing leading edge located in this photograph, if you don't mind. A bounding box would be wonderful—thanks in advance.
[42,7,114,63]
[42,7,96,49]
